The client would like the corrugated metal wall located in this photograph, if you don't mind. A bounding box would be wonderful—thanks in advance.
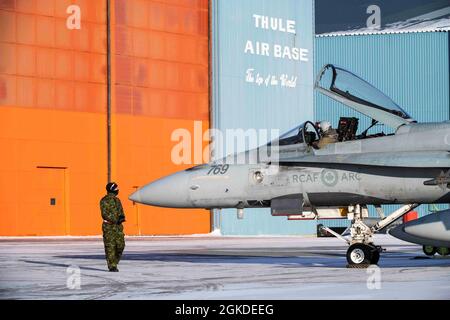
[212,0,316,235]
[315,31,450,227]
[0,0,211,236]
[315,32,450,126]
[111,0,211,235]
[0,0,108,235]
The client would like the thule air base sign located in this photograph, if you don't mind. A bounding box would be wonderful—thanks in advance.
[245,15,309,62]
[244,14,309,89]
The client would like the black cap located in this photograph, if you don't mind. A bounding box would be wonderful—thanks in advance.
[106,182,119,193]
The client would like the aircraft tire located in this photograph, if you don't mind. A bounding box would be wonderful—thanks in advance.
[423,245,437,256]
[346,243,372,265]
[370,249,380,265]
[436,247,449,256]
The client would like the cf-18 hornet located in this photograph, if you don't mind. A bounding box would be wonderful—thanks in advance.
[130,64,450,266]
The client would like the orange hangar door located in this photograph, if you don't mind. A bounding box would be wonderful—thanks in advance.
[0,0,108,236]
[22,167,68,236]
[111,0,211,235]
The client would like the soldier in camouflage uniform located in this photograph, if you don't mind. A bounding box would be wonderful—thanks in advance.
[100,182,126,272]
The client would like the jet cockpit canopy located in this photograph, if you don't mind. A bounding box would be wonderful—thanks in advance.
[315,64,415,130]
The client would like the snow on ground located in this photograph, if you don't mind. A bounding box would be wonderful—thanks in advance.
[0,235,449,300]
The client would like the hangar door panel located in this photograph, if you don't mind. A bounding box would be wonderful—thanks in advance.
[32,168,67,236]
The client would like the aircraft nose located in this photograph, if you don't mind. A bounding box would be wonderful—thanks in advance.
[129,171,191,208]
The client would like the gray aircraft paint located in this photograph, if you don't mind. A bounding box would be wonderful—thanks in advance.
[130,65,450,210]
[389,210,450,247]
[131,163,449,209]
[129,64,450,256]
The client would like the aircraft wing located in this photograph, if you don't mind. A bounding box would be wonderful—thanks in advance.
[315,64,415,130]
[277,150,450,168]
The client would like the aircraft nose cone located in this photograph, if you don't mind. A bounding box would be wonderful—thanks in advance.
[129,171,191,208]
[128,190,142,203]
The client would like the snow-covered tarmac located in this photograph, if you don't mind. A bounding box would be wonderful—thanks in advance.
[0,235,449,299]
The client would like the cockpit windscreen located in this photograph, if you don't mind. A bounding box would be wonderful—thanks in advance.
[275,122,320,146]
[278,125,304,146]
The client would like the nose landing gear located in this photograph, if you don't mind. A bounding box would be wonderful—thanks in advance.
[320,203,419,267]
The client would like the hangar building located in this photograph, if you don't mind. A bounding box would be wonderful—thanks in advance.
[1,0,449,236]
[214,0,450,235]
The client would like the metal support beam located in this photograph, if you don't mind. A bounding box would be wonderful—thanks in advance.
[372,203,419,232]
[319,225,351,245]
[106,0,112,183]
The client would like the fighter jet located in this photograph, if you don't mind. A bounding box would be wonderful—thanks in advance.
[130,64,450,266]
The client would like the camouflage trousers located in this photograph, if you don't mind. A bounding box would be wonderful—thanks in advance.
[102,223,125,270]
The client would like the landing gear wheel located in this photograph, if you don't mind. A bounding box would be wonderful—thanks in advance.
[423,245,437,256]
[436,247,449,256]
[347,243,372,266]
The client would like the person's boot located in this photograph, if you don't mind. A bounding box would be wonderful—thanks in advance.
[109,267,119,272]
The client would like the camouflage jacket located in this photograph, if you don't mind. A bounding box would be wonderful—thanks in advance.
[100,193,125,224]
